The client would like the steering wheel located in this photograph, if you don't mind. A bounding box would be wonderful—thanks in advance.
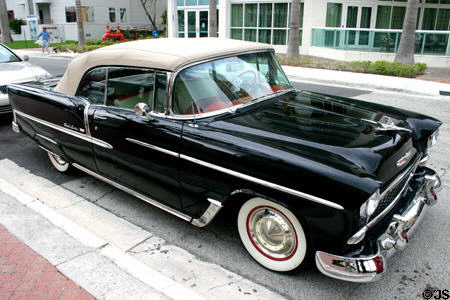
[239,70,257,85]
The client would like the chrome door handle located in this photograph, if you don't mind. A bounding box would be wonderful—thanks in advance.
[94,115,107,120]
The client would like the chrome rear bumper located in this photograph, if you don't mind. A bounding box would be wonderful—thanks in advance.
[315,170,441,282]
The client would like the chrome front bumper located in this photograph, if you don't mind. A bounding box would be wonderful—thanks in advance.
[315,170,441,282]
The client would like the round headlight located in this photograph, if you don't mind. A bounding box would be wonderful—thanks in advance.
[360,190,381,220]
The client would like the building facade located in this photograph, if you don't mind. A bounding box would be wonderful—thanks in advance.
[6,0,167,42]
[168,0,450,67]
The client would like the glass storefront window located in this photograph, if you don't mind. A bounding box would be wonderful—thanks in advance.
[376,6,392,29]
[391,6,406,29]
[178,10,185,37]
[422,8,437,30]
[185,0,197,6]
[436,9,450,30]
[230,1,303,47]
[325,3,342,27]
[273,30,287,45]
[231,29,243,40]
[245,4,257,27]
[259,3,272,27]
[274,3,288,28]
[259,29,271,44]
[244,29,257,41]
[231,4,243,27]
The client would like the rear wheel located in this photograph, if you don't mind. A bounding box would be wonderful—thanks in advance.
[47,153,70,173]
[237,197,309,272]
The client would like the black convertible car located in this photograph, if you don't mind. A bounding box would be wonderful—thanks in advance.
[8,38,442,282]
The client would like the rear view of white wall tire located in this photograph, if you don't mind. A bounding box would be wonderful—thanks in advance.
[237,197,309,272]
[47,152,70,173]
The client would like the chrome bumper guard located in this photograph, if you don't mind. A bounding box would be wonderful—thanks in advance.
[315,171,441,282]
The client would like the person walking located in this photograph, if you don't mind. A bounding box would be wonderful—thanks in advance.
[36,27,53,54]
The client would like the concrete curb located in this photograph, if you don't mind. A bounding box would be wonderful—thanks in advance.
[0,176,200,300]
[0,159,285,300]
[282,65,450,97]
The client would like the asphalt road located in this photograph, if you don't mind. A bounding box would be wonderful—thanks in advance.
[1,57,449,300]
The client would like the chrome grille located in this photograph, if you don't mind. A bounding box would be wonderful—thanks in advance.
[369,173,411,221]
[0,85,7,94]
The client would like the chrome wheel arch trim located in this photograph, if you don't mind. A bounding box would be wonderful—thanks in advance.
[190,198,223,227]
[14,110,113,149]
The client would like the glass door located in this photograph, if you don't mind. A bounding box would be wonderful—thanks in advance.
[199,11,208,37]
[183,10,209,38]
[358,7,372,47]
[346,6,358,46]
[187,10,197,37]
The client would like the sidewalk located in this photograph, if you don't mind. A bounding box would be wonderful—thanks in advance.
[0,225,95,300]
[282,65,450,97]
[0,160,284,300]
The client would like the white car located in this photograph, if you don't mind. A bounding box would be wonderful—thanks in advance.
[0,43,51,114]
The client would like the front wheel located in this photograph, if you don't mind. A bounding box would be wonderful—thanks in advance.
[47,153,70,173]
[237,197,309,272]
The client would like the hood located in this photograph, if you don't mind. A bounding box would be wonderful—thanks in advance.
[0,61,50,85]
[201,91,418,205]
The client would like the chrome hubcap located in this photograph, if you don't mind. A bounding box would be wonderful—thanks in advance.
[247,206,297,260]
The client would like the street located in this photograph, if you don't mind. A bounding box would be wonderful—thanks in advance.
[1,56,449,300]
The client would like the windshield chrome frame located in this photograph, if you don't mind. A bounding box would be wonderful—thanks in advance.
[166,49,295,121]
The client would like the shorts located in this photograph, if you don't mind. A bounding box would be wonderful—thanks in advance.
[42,40,49,51]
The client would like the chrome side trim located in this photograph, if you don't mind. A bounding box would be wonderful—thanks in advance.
[35,133,57,145]
[125,138,179,157]
[15,110,113,150]
[191,198,224,227]
[180,154,344,210]
[71,163,192,222]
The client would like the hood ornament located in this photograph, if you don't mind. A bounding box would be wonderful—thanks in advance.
[362,116,412,133]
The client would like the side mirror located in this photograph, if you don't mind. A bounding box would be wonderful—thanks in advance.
[22,55,29,61]
[134,102,150,118]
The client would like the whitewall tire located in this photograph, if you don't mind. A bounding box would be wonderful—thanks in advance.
[47,153,70,173]
[237,197,308,272]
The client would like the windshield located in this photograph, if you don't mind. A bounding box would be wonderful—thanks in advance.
[0,45,21,63]
[172,52,292,115]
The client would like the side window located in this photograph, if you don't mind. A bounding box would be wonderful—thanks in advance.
[107,67,155,110]
[154,72,167,113]
[76,68,106,105]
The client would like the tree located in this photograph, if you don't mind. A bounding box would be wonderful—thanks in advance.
[139,0,158,29]
[75,0,86,46]
[208,0,217,37]
[286,0,301,58]
[394,0,419,64]
[0,0,13,43]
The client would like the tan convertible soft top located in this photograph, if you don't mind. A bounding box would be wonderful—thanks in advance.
[55,38,273,95]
